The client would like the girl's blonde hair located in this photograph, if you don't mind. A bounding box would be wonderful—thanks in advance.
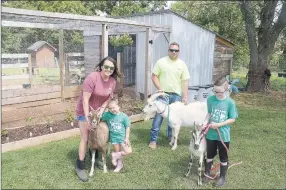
[108,98,119,106]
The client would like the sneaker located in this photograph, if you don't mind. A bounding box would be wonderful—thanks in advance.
[148,142,157,149]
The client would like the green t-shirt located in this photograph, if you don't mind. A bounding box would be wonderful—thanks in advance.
[101,111,130,144]
[152,56,190,95]
[206,96,238,142]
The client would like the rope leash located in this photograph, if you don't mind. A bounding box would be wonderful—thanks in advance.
[201,124,242,179]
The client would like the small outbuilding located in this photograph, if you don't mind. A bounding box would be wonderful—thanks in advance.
[27,41,57,68]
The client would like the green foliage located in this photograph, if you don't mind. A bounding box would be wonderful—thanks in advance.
[1,129,8,137]
[171,1,249,70]
[65,109,74,123]
[109,33,133,47]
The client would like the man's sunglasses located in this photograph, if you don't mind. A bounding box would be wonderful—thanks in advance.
[169,49,179,53]
[103,65,114,71]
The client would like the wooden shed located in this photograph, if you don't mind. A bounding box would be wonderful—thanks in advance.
[27,41,57,68]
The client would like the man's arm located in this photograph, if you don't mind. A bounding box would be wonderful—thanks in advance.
[152,73,163,91]
[182,79,189,104]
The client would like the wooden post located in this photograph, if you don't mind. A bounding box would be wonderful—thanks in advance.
[144,28,152,103]
[117,52,124,107]
[64,53,70,86]
[28,54,33,87]
[59,29,65,102]
[101,24,108,59]
[117,52,124,87]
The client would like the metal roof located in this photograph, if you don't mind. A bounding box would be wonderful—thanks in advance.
[27,41,57,52]
[111,9,234,46]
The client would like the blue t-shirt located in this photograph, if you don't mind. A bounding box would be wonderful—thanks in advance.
[101,111,130,144]
[206,95,238,142]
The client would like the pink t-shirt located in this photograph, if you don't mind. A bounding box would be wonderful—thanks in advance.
[76,71,116,116]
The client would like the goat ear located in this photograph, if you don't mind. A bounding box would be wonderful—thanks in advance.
[147,94,151,98]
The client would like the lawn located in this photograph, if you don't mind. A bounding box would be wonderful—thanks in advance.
[232,71,286,92]
[2,92,286,189]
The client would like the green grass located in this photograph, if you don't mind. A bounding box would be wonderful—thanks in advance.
[2,93,286,189]
[232,71,286,92]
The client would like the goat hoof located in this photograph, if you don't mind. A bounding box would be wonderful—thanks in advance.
[103,170,108,173]
[171,146,177,150]
[89,172,94,177]
[197,180,202,186]
[169,141,173,146]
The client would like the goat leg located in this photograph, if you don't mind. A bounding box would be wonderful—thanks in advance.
[102,150,108,173]
[169,128,175,146]
[171,125,180,150]
[197,154,204,186]
[185,154,193,177]
[89,150,96,177]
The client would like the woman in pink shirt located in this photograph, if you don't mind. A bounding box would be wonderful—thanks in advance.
[75,56,122,182]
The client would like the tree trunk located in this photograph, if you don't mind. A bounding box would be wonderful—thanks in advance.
[241,1,286,92]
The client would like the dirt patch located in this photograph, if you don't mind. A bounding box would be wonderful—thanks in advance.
[1,92,144,145]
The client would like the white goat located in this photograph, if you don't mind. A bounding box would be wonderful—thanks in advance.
[143,92,208,150]
[88,107,109,176]
[185,123,207,186]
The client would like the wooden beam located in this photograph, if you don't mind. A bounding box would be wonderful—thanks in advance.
[101,24,108,59]
[28,54,33,87]
[1,53,29,58]
[64,54,70,86]
[2,7,171,32]
[59,29,65,102]
[144,28,152,103]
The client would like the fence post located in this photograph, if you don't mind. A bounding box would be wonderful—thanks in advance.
[64,53,70,86]
[59,29,65,102]
[28,54,33,87]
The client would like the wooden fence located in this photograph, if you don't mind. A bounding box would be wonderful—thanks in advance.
[2,85,82,129]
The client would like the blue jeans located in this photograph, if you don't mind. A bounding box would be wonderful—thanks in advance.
[150,92,182,143]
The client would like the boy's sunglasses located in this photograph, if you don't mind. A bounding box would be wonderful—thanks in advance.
[169,49,179,53]
[103,65,114,71]
[212,89,228,94]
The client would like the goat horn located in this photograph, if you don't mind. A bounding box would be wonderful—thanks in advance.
[90,106,95,111]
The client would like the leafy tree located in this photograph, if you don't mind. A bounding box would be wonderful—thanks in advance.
[83,0,167,16]
[171,1,249,71]
[1,1,93,53]
[240,1,286,91]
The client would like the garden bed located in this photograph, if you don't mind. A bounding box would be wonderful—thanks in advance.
[1,86,144,145]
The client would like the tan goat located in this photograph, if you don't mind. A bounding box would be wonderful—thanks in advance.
[88,107,109,176]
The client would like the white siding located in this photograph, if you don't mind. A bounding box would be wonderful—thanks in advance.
[125,13,215,96]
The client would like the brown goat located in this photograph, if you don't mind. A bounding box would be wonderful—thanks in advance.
[88,107,109,176]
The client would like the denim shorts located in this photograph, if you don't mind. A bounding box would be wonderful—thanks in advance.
[76,115,86,122]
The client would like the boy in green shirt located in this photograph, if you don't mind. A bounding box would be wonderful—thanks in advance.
[202,76,238,187]
[101,98,132,172]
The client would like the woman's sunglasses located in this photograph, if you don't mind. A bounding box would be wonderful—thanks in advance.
[169,49,179,53]
[103,65,114,71]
